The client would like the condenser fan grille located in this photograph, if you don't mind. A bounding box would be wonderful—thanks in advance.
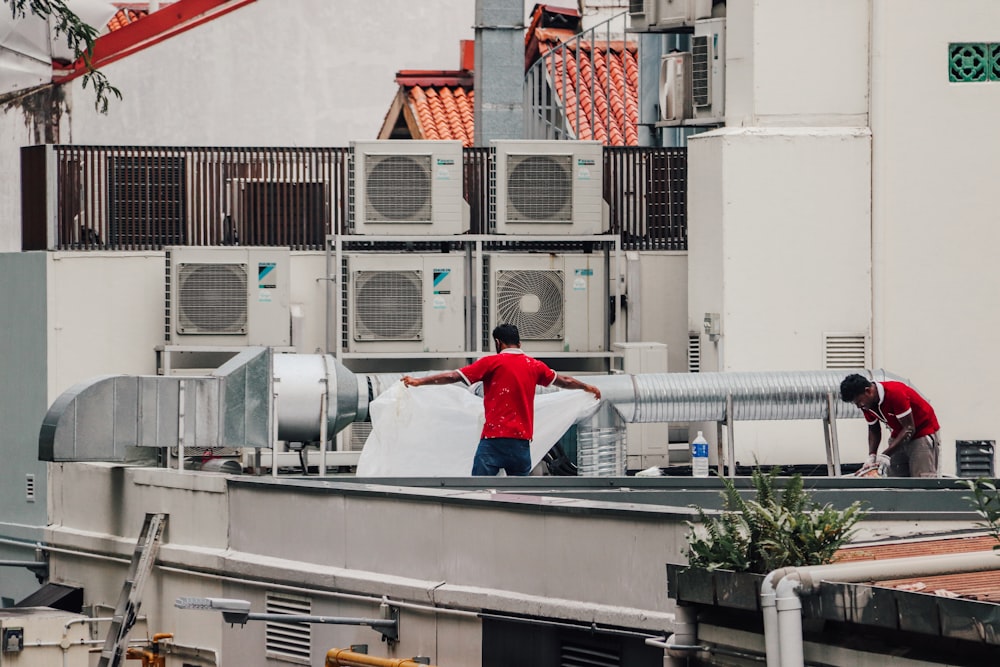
[495,269,564,340]
[176,263,248,334]
[505,154,573,222]
[353,270,423,340]
[364,154,432,222]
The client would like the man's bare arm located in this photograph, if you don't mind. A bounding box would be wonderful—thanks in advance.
[884,412,916,455]
[401,371,462,388]
[552,374,601,400]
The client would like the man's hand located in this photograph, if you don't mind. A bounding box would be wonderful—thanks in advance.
[401,376,421,388]
[586,384,602,400]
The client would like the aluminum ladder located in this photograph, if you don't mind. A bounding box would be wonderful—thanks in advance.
[97,512,168,667]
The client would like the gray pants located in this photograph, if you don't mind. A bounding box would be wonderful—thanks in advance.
[888,431,940,478]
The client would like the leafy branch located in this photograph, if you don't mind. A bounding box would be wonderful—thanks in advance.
[4,0,122,112]
[686,467,867,574]
[960,478,1000,549]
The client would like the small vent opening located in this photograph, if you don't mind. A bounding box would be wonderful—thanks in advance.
[364,154,432,222]
[824,333,867,370]
[176,263,248,335]
[560,640,621,667]
[25,474,35,503]
[506,154,572,222]
[349,422,373,452]
[957,440,995,478]
[353,270,423,341]
[265,592,311,664]
[688,333,701,373]
[495,270,564,340]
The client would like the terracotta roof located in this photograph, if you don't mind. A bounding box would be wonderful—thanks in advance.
[835,535,1000,603]
[537,39,640,146]
[106,8,148,32]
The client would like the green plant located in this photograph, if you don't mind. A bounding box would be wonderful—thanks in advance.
[960,478,1000,549]
[685,467,867,574]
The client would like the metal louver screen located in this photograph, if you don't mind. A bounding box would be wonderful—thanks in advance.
[353,270,423,341]
[692,35,711,107]
[495,270,564,340]
[349,422,373,451]
[364,154,432,222]
[505,154,572,222]
[628,0,643,13]
[264,592,311,663]
[824,334,867,369]
[176,263,248,334]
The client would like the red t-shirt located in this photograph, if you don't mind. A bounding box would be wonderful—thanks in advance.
[458,349,557,440]
[862,381,940,440]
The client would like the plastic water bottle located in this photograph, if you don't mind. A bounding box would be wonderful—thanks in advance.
[691,431,710,478]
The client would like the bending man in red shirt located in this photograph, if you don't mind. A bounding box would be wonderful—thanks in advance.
[402,323,602,476]
[839,373,941,478]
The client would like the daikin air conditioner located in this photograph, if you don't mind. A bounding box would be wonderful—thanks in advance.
[486,253,606,353]
[346,253,466,353]
[655,0,713,29]
[692,18,726,123]
[165,246,291,346]
[350,140,468,236]
[491,141,606,235]
[659,52,693,123]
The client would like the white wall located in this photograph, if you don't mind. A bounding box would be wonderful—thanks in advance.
[870,0,1000,471]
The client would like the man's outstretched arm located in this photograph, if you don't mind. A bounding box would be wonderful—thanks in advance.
[553,374,601,400]
[402,371,463,388]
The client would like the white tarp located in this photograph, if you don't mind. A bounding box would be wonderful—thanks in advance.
[356,382,600,477]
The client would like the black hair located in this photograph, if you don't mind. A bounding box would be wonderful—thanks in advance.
[839,373,872,402]
[492,323,520,346]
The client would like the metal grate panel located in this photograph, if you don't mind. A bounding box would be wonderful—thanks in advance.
[956,440,995,478]
[108,155,187,248]
[176,263,248,334]
[505,154,572,222]
[265,592,311,664]
[560,641,621,667]
[692,34,711,107]
[688,333,701,373]
[349,422,373,452]
[352,270,423,341]
[364,154,432,222]
[824,333,867,369]
[495,269,564,340]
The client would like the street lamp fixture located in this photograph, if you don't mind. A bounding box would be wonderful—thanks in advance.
[174,596,400,644]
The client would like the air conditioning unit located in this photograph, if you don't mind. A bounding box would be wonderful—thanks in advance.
[628,0,653,30]
[350,140,468,235]
[346,253,466,353]
[659,52,693,123]
[652,0,713,30]
[491,141,606,235]
[692,17,726,123]
[486,253,606,353]
[165,246,291,346]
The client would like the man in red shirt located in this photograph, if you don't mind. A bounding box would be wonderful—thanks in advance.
[839,373,941,478]
[402,324,601,476]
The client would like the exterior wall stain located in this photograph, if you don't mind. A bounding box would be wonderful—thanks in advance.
[2,84,66,144]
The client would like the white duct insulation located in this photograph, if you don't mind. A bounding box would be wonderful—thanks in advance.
[761,551,1000,667]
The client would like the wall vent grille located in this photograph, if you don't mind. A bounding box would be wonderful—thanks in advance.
[560,641,621,667]
[823,333,867,369]
[25,474,35,502]
[265,592,311,664]
[956,440,995,478]
[688,333,701,373]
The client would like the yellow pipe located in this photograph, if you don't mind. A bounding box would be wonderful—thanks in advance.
[325,648,437,667]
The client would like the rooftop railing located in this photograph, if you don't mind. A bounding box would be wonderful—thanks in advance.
[21,144,685,252]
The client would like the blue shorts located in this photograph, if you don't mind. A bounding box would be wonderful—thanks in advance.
[471,438,531,476]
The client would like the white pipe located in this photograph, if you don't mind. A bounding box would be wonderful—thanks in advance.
[762,550,1000,667]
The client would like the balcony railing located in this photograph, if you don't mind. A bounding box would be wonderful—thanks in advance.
[21,144,685,252]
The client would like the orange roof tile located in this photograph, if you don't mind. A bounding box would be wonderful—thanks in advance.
[835,535,1000,602]
[106,8,148,32]
[408,85,475,147]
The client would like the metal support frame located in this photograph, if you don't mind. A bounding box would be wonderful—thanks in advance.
[822,392,842,476]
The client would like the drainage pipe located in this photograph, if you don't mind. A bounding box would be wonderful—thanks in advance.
[761,550,1000,667]
[325,648,434,667]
